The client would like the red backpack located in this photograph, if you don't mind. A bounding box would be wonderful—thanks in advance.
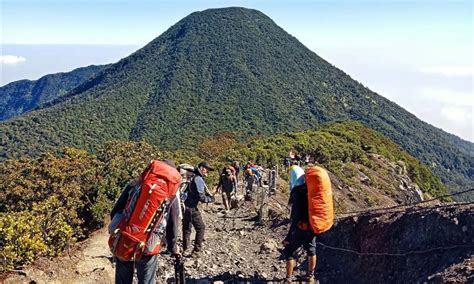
[108,160,182,261]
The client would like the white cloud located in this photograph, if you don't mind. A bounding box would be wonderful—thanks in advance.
[441,106,469,122]
[0,55,27,65]
[418,87,473,107]
[415,87,473,141]
[419,66,472,77]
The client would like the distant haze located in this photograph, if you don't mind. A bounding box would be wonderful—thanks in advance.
[0,45,140,85]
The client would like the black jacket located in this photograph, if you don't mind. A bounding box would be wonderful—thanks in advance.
[285,183,309,241]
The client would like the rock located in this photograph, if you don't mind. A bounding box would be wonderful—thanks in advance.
[359,172,370,184]
[260,239,278,253]
[410,183,424,202]
[396,161,407,175]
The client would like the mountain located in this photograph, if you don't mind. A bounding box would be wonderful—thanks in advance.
[0,64,107,121]
[0,7,472,198]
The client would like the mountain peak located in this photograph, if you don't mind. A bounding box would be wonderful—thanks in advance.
[1,7,472,199]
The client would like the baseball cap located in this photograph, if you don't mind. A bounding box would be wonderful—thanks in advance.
[198,161,214,171]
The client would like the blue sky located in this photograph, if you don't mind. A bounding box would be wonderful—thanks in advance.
[1,0,472,141]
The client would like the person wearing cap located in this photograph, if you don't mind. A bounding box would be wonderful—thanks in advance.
[289,164,305,194]
[215,166,237,211]
[182,161,215,256]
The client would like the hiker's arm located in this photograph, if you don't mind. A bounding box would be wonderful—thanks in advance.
[110,183,132,219]
[166,197,179,254]
[215,178,222,194]
[285,195,300,241]
[232,177,237,193]
[284,214,298,243]
[196,176,213,203]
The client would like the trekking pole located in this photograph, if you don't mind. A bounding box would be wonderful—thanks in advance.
[174,254,186,284]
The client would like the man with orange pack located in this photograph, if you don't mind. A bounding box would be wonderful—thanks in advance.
[282,165,334,284]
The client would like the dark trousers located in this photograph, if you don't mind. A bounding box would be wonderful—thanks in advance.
[182,207,205,252]
[115,254,158,284]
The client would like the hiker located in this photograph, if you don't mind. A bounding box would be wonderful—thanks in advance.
[282,165,333,283]
[109,160,181,284]
[244,168,256,200]
[244,164,262,201]
[283,157,291,170]
[231,161,241,192]
[182,161,215,256]
[232,161,240,178]
[215,166,237,211]
[282,176,316,283]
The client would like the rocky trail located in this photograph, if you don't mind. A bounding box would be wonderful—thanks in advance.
[3,183,474,283]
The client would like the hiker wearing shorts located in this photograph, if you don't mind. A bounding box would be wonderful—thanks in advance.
[282,183,317,283]
[215,167,237,211]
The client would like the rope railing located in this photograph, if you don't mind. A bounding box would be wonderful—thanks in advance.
[335,188,474,219]
[316,242,474,257]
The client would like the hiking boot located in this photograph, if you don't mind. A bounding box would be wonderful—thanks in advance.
[190,250,202,258]
[303,272,317,283]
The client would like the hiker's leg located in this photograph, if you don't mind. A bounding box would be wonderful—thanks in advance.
[308,255,317,274]
[182,208,192,252]
[246,178,252,193]
[136,254,158,284]
[192,209,205,252]
[222,192,229,210]
[282,239,298,280]
[304,233,317,276]
[226,191,234,209]
[115,259,134,284]
[286,259,296,279]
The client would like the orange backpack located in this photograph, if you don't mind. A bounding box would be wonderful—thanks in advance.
[305,166,334,234]
[108,160,181,261]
